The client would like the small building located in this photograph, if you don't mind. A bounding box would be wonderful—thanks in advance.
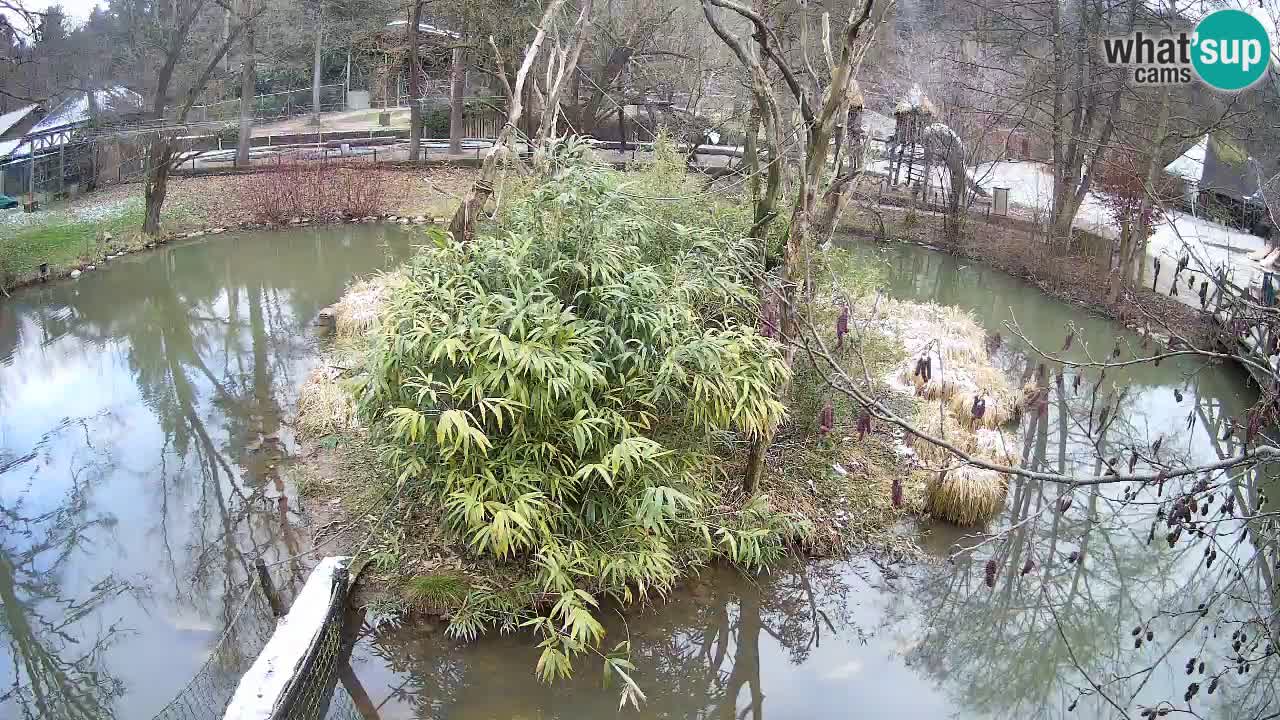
[0,104,43,196]
[1164,133,1272,236]
[0,86,144,202]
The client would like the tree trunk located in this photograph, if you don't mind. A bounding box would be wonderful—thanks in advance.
[236,0,255,167]
[408,1,423,161]
[448,0,567,242]
[310,3,323,127]
[744,100,761,207]
[536,0,593,150]
[1134,88,1171,286]
[448,46,465,154]
[143,136,172,236]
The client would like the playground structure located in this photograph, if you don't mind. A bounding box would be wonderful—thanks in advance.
[884,85,987,209]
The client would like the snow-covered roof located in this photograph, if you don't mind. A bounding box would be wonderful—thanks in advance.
[0,138,20,159]
[0,104,38,138]
[862,109,895,140]
[385,19,461,39]
[1164,134,1207,183]
[894,84,936,116]
[27,86,144,135]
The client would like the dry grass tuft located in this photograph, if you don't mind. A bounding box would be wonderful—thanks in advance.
[296,365,359,437]
[867,298,1023,527]
[923,467,1008,526]
[333,273,401,339]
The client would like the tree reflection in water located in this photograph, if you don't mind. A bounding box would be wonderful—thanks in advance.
[0,227,414,719]
[900,349,1279,719]
[0,441,139,719]
[355,561,871,720]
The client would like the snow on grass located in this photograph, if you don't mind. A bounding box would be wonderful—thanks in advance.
[0,194,140,227]
[222,556,350,720]
[968,159,1272,302]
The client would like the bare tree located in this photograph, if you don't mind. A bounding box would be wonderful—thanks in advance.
[236,0,256,166]
[448,0,572,242]
[703,0,890,492]
[141,0,260,235]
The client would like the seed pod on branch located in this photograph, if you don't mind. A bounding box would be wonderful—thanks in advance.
[971,395,987,422]
[1152,435,1163,457]
[856,409,871,440]
[984,558,997,588]
[1246,408,1262,448]
[835,304,849,349]
[1057,494,1073,513]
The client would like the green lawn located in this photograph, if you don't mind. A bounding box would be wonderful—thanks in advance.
[0,199,144,288]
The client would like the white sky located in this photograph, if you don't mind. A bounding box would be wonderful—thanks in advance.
[10,0,103,27]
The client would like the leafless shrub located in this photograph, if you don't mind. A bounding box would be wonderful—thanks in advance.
[243,159,387,223]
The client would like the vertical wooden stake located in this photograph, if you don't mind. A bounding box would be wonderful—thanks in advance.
[255,557,284,617]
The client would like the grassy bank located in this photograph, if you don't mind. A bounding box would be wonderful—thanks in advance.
[0,166,477,292]
[0,198,146,287]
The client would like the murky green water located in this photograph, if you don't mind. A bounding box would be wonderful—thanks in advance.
[0,225,416,719]
[1,229,1273,719]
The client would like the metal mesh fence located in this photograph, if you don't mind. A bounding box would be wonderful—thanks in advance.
[270,567,353,720]
[149,576,278,720]
[192,86,348,124]
[146,563,363,720]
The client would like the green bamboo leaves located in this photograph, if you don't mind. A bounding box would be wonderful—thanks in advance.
[357,152,805,688]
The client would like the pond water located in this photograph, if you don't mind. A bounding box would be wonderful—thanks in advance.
[1,228,1274,720]
[0,225,417,720]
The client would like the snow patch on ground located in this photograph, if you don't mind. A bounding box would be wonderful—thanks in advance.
[222,556,350,720]
[967,159,1273,303]
[0,195,139,227]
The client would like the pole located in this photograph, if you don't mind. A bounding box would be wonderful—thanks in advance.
[617,106,626,153]
[254,557,284,616]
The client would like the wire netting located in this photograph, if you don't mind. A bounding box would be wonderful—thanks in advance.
[149,576,278,720]
[269,567,353,720]
[146,563,363,720]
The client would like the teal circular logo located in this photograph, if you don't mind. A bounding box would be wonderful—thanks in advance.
[1192,9,1271,91]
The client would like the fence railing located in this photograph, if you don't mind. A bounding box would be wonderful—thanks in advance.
[190,85,348,124]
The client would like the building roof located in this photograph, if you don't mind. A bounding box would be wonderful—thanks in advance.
[0,104,39,138]
[27,86,144,135]
[1163,132,1263,205]
[384,19,461,39]
[1163,135,1206,182]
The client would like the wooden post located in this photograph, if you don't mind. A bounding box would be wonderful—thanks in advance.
[617,106,627,153]
[254,557,284,617]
